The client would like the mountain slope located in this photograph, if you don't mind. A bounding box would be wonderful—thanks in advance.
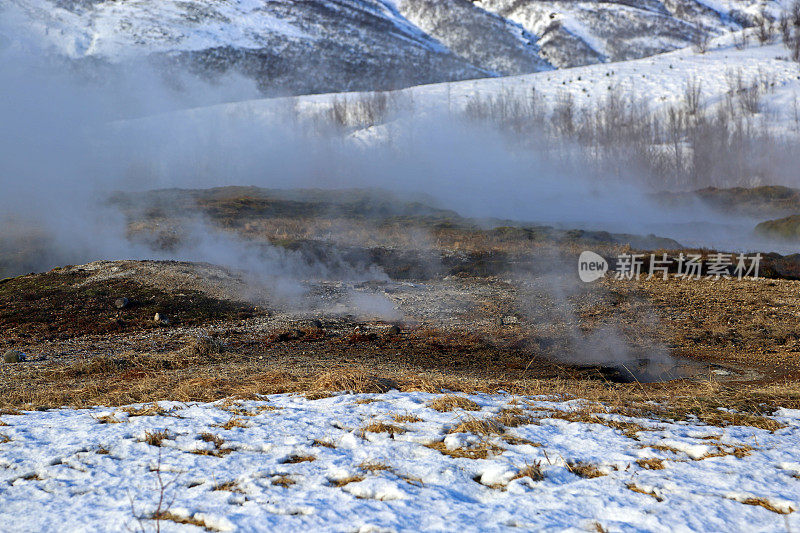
[3,0,787,95]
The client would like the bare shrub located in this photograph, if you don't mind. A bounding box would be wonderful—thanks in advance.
[756,16,775,44]
[739,84,762,114]
[693,32,710,53]
[326,91,395,130]
[733,30,749,50]
[683,76,703,116]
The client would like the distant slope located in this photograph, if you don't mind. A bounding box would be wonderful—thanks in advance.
[4,0,787,96]
[474,0,775,67]
[3,0,488,95]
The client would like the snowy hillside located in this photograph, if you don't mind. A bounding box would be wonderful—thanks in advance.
[180,35,800,142]
[3,0,789,94]
[1,392,799,531]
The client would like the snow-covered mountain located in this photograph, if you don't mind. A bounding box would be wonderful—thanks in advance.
[2,0,787,95]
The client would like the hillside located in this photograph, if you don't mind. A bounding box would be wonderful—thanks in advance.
[3,0,787,94]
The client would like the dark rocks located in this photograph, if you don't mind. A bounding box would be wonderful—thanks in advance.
[3,350,25,363]
[114,297,130,309]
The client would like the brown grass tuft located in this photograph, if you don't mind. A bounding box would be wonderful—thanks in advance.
[567,461,605,479]
[283,454,316,464]
[271,475,295,488]
[741,497,795,514]
[511,461,544,482]
[424,440,503,460]
[500,434,541,446]
[121,403,172,417]
[328,475,365,487]
[199,432,224,447]
[152,511,221,531]
[311,438,335,448]
[312,368,398,394]
[93,413,124,424]
[449,417,504,436]
[141,429,170,447]
[214,417,248,430]
[627,483,664,501]
[427,395,481,412]
[392,413,423,423]
[636,458,665,470]
[492,407,535,428]
[358,461,391,473]
[212,480,243,493]
[360,421,406,436]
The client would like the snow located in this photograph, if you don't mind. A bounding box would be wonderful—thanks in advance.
[1,391,799,531]
[5,0,451,59]
[153,34,799,148]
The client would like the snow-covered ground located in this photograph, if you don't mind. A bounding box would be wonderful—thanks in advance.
[1,392,799,531]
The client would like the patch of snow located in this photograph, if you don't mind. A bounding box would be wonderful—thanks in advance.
[1,392,799,531]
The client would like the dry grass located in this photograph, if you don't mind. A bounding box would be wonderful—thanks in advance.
[311,439,335,448]
[701,445,753,460]
[0,338,796,439]
[214,418,248,430]
[220,404,277,416]
[449,417,504,436]
[328,475,365,487]
[282,454,316,464]
[0,434,10,444]
[312,368,397,394]
[271,475,295,488]
[199,432,224,447]
[392,413,423,423]
[358,461,391,473]
[511,461,545,482]
[500,434,541,446]
[427,395,481,413]
[141,429,170,447]
[93,413,124,424]
[425,440,504,460]
[190,448,233,457]
[740,497,795,514]
[636,458,665,470]
[360,421,406,436]
[627,483,664,501]
[152,511,220,531]
[647,443,684,455]
[543,409,650,439]
[567,461,605,479]
[191,432,232,457]
[212,480,243,493]
[121,403,173,417]
[354,398,380,405]
[491,407,535,428]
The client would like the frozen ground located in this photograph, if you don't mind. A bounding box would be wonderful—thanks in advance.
[1,392,798,531]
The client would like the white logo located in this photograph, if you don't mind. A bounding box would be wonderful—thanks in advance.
[578,251,608,282]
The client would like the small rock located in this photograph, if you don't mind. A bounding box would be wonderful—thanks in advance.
[387,324,402,335]
[114,297,129,309]
[3,350,25,363]
[499,315,520,326]
[154,313,169,324]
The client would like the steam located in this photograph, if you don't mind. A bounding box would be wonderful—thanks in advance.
[0,16,792,373]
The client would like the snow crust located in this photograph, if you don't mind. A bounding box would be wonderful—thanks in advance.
[1,391,799,531]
